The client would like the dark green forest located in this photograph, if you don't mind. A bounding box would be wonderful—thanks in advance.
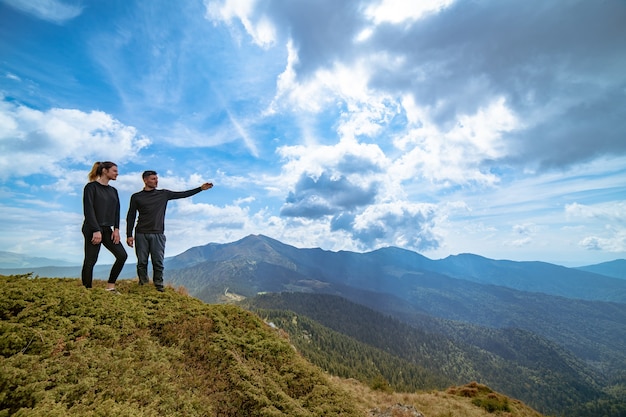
[243,292,626,417]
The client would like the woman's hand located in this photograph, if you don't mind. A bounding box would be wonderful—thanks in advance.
[91,231,102,245]
[112,228,121,244]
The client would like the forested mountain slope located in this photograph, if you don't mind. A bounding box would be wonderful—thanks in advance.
[243,292,617,416]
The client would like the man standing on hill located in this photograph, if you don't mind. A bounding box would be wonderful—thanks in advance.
[126,170,213,292]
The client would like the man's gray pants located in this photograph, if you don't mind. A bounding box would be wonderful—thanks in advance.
[135,232,166,289]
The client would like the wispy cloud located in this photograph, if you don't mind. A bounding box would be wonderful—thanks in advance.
[1,0,83,24]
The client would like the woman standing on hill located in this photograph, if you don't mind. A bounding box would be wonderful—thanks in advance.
[81,161,127,292]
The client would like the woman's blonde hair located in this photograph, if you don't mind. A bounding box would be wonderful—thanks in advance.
[88,161,117,182]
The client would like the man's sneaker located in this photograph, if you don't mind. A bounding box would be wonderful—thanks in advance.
[156,287,165,292]
[106,288,121,295]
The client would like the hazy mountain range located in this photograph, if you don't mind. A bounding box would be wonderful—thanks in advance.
[2,238,624,289]
[0,251,79,268]
[2,234,625,415]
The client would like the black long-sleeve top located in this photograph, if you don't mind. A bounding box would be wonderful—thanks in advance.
[126,187,202,236]
[82,181,121,234]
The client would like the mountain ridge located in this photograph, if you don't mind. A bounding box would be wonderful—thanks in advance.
[0,234,626,290]
[163,234,626,303]
[575,259,626,279]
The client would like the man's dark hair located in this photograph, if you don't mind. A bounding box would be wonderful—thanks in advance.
[142,170,158,179]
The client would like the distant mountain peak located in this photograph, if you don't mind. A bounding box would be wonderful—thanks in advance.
[0,251,78,268]
[575,259,626,280]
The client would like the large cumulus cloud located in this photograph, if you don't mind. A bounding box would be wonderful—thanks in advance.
[0,97,150,180]
[209,0,626,171]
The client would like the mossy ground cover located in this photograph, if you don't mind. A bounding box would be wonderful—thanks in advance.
[0,275,360,417]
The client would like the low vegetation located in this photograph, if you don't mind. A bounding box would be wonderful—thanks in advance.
[337,378,545,417]
[1,274,545,417]
[0,274,359,416]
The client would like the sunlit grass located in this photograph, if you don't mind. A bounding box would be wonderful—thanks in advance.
[1,274,545,417]
[0,275,359,416]
[333,377,545,417]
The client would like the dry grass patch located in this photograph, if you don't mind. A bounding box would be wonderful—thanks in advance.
[332,377,545,417]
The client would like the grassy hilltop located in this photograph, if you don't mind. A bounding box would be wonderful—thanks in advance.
[0,274,544,417]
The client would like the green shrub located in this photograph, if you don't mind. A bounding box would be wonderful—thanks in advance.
[0,275,361,417]
[472,396,511,412]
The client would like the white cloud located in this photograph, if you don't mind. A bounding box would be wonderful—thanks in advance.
[579,234,626,253]
[0,99,151,179]
[271,36,520,188]
[565,202,626,254]
[272,41,336,114]
[277,136,388,190]
[365,0,456,24]
[508,237,532,247]
[512,223,536,236]
[390,95,519,187]
[204,0,276,48]
[565,202,626,224]
[1,0,83,24]
[273,46,400,122]
[5,72,21,81]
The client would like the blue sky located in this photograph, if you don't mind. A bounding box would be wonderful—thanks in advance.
[0,0,625,267]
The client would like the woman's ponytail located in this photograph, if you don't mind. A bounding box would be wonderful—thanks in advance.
[87,161,117,181]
